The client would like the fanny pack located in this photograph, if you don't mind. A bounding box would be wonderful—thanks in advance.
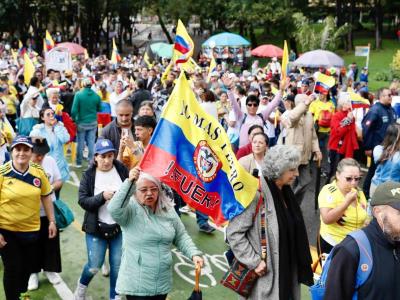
[97,222,121,239]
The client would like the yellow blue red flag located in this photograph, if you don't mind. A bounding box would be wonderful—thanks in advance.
[140,72,258,225]
[315,73,335,95]
[173,20,194,65]
[347,88,370,108]
[45,30,55,51]
[111,38,121,64]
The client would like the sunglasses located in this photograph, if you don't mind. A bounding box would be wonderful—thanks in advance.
[45,112,55,117]
[247,103,259,107]
[345,176,362,182]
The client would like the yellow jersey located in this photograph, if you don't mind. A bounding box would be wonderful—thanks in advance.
[309,99,335,133]
[318,181,367,246]
[0,161,52,232]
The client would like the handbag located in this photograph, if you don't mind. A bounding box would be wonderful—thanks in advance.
[53,198,74,229]
[97,221,121,240]
[220,193,267,298]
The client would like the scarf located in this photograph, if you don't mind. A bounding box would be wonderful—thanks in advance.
[266,179,314,298]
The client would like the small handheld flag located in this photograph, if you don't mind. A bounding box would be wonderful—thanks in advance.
[206,56,217,83]
[281,40,289,81]
[23,53,35,85]
[111,38,121,64]
[173,20,194,65]
[348,89,370,108]
[45,30,55,51]
[314,73,335,95]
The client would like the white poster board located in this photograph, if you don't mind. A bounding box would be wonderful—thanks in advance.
[45,47,72,71]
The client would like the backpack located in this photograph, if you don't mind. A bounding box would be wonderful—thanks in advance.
[240,113,268,133]
[318,110,333,128]
[309,230,373,300]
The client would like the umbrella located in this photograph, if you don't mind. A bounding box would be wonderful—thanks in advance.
[202,32,250,48]
[56,42,86,55]
[251,44,283,58]
[293,49,344,68]
[188,264,202,300]
[150,42,173,58]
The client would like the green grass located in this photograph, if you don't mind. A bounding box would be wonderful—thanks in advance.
[337,38,399,92]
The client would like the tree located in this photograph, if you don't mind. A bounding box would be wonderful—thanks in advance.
[292,13,350,52]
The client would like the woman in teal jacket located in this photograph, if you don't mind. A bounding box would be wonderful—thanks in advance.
[108,167,203,300]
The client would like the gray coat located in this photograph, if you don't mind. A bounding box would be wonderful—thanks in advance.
[226,177,301,300]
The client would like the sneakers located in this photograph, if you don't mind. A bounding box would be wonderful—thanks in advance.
[101,263,110,277]
[199,223,215,234]
[44,271,62,285]
[27,273,39,291]
[179,205,192,214]
[75,164,82,169]
[73,281,88,300]
[114,295,123,300]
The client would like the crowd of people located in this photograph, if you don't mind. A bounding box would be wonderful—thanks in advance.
[0,41,399,300]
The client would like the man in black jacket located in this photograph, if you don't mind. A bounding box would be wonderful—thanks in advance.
[324,181,400,300]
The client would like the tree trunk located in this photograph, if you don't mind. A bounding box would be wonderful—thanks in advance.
[347,0,354,51]
[249,24,257,48]
[156,9,173,43]
[375,0,383,49]
[336,0,344,26]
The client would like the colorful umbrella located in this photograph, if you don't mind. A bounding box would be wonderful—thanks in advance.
[202,32,250,47]
[251,44,283,58]
[56,42,86,55]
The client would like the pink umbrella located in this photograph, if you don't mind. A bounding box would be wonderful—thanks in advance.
[56,42,86,55]
[251,44,283,58]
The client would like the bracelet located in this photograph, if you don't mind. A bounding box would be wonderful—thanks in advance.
[49,220,56,224]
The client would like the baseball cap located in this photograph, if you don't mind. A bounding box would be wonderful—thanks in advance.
[371,181,400,210]
[94,139,116,155]
[11,135,33,149]
[31,137,50,155]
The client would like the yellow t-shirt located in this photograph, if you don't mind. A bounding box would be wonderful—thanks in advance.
[1,94,18,115]
[0,161,52,232]
[318,181,367,246]
[309,99,335,133]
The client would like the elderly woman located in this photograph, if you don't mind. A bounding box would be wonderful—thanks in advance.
[227,145,313,300]
[327,93,359,181]
[17,92,40,135]
[108,167,203,300]
[318,158,368,254]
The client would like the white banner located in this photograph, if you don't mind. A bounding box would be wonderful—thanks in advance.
[45,47,72,71]
[355,46,370,57]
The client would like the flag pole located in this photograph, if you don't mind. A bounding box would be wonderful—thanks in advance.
[366,43,370,69]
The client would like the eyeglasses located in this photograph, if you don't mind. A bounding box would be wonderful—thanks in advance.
[45,112,55,117]
[345,176,362,182]
[247,103,259,107]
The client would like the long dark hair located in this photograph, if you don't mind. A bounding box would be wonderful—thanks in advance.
[379,124,400,163]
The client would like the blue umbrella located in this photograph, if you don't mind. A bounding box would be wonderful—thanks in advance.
[150,42,173,58]
[202,32,250,48]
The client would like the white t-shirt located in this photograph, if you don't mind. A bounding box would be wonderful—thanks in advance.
[40,155,62,216]
[95,166,122,224]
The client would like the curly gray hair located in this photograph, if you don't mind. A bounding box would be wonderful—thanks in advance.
[262,145,301,180]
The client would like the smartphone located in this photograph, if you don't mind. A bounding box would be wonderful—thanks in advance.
[122,128,129,138]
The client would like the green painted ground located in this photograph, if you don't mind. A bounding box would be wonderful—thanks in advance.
[0,162,311,299]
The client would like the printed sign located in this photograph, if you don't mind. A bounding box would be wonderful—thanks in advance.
[355,46,370,57]
[45,47,72,71]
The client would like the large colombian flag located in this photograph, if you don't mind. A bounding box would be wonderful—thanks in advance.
[140,72,258,225]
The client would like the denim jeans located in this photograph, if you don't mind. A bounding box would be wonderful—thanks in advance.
[79,233,122,299]
[76,123,97,165]
[196,211,209,227]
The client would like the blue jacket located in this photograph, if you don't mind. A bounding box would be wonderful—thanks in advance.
[372,145,400,186]
[362,102,396,150]
[108,179,202,296]
[30,123,70,182]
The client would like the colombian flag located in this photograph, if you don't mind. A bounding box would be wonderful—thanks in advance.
[348,88,370,108]
[315,73,335,95]
[140,72,258,225]
[173,20,194,65]
[206,56,217,83]
[281,40,289,81]
[45,30,55,51]
[111,38,121,64]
